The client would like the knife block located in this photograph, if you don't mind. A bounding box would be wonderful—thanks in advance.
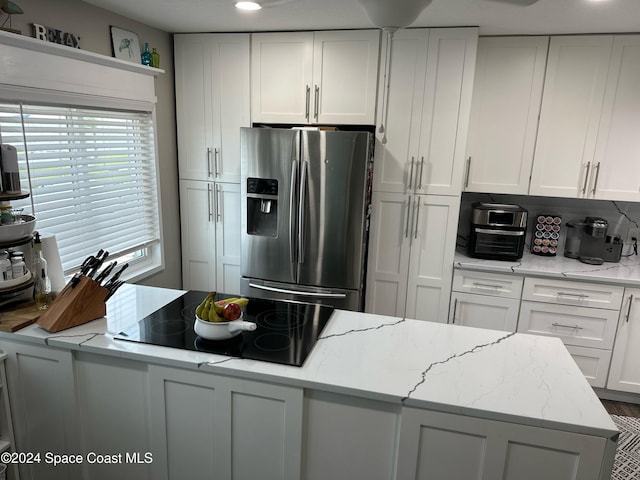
[36,276,108,333]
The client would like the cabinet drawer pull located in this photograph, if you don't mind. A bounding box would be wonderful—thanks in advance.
[472,282,502,290]
[464,156,471,189]
[582,162,591,195]
[414,199,420,239]
[305,85,310,121]
[404,196,412,238]
[556,292,589,299]
[418,156,425,190]
[451,298,458,324]
[214,147,220,178]
[207,183,214,222]
[314,85,319,121]
[626,294,634,322]
[552,322,584,330]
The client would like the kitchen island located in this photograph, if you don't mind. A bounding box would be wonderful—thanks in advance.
[0,284,617,480]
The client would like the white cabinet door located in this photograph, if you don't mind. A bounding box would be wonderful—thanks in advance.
[373,28,478,196]
[529,36,613,198]
[449,292,520,332]
[175,34,250,182]
[251,32,314,124]
[179,179,217,291]
[465,36,548,194]
[148,365,303,480]
[372,29,428,194]
[592,35,640,201]
[414,28,477,196]
[0,341,81,480]
[215,182,241,294]
[405,194,460,323]
[75,352,153,480]
[397,408,609,480]
[365,192,411,317]
[312,30,380,125]
[608,290,640,393]
[251,30,379,125]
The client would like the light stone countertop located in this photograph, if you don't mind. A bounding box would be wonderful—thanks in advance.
[0,283,618,440]
[455,249,640,286]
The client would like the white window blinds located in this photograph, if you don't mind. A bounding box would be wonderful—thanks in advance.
[0,102,160,272]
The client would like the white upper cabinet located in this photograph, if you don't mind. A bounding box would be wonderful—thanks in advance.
[464,36,548,194]
[529,35,613,198]
[174,34,250,182]
[373,28,478,195]
[591,36,640,201]
[251,30,380,125]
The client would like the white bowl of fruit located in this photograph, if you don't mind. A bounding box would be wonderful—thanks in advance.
[194,293,255,341]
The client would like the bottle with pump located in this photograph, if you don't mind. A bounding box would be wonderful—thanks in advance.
[33,232,51,310]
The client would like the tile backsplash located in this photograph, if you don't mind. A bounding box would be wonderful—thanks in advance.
[458,193,640,257]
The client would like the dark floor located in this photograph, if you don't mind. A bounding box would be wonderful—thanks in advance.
[602,400,640,417]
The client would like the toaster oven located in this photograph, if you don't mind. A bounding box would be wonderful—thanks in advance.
[468,203,528,261]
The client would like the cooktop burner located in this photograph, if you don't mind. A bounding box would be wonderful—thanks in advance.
[114,291,334,367]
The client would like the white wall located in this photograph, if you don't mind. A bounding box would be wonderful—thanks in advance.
[8,0,181,289]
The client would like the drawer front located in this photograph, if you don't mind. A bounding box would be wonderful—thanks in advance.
[449,292,520,332]
[565,345,612,389]
[452,270,523,299]
[521,277,624,310]
[518,301,619,349]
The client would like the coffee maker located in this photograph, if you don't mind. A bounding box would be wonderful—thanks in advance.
[564,217,622,264]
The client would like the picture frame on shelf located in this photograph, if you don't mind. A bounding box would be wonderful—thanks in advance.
[109,26,141,63]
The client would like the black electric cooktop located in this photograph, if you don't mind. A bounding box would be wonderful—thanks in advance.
[114,291,334,367]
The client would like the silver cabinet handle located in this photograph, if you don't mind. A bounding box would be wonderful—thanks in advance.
[552,322,584,330]
[451,298,458,324]
[592,162,601,195]
[414,198,421,239]
[305,85,310,121]
[215,184,222,222]
[207,147,213,177]
[418,156,425,190]
[626,294,634,322]
[214,147,220,178]
[404,196,412,238]
[472,282,502,290]
[582,162,591,194]
[464,156,471,189]
[408,158,415,190]
[556,292,589,299]
[314,85,319,121]
[207,183,214,222]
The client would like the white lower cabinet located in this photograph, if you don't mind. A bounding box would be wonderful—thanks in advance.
[0,341,80,480]
[179,180,241,293]
[396,408,612,480]
[148,365,303,480]
[450,292,520,332]
[365,193,460,323]
[449,270,523,331]
[608,289,640,393]
[518,277,622,388]
[302,390,400,480]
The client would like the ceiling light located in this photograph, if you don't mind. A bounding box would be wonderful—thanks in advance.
[357,0,432,29]
[235,1,262,10]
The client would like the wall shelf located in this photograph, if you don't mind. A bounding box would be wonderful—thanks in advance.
[0,30,164,77]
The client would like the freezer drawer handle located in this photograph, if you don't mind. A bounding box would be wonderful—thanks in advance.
[474,228,525,236]
[249,283,347,298]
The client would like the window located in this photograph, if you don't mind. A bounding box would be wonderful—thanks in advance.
[0,102,161,274]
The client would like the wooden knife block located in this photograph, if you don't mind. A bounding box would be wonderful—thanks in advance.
[36,276,108,333]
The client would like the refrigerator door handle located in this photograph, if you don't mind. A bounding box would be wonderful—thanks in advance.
[290,160,298,265]
[298,160,308,264]
[248,282,348,298]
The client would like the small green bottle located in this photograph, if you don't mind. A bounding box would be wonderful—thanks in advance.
[151,47,160,68]
[141,42,152,66]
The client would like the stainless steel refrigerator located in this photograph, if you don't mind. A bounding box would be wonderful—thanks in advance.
[240,127,372,311]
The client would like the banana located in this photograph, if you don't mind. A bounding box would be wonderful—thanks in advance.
[195,292,214,319]
[214,297,241,315]
[229,297,249,308]
[208,304,223,322]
